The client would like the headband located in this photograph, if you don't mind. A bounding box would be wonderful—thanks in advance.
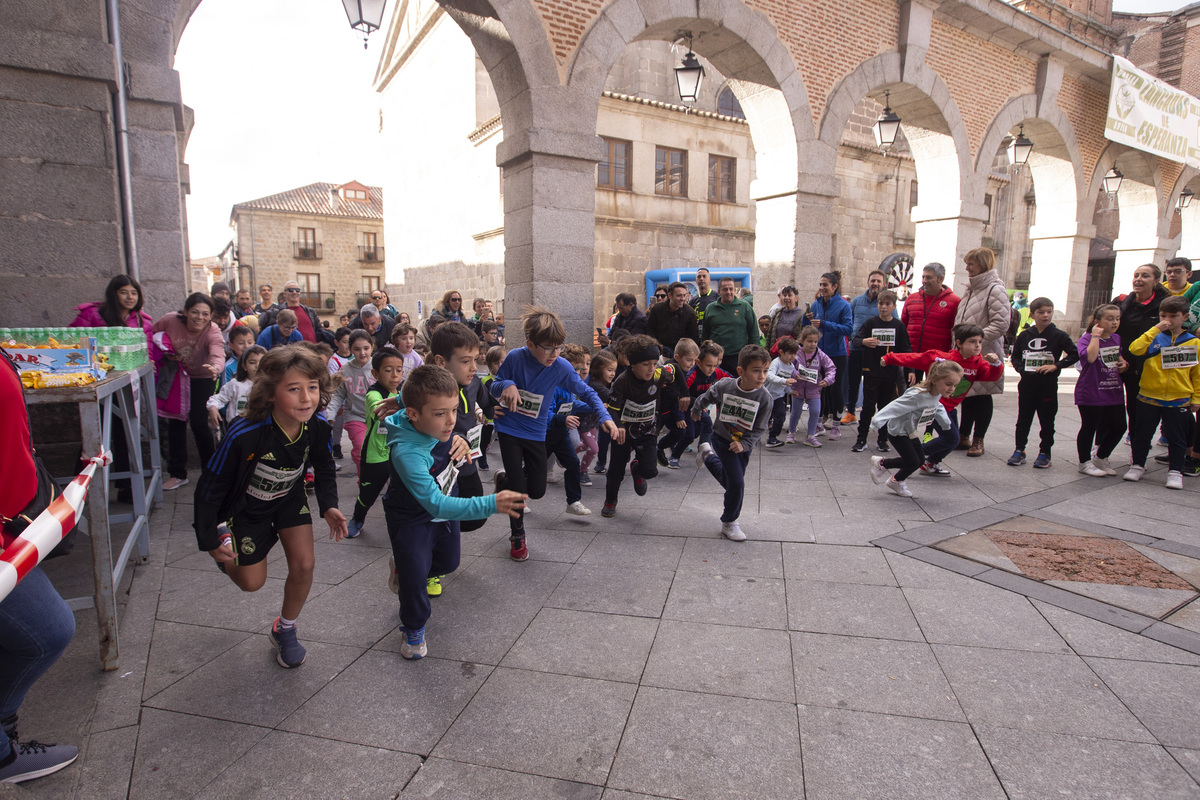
[628,343,661,364]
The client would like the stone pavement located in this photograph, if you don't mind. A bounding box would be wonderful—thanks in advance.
[13,376,1200,799]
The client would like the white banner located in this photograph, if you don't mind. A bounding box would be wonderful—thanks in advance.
[1106,56,1200,167]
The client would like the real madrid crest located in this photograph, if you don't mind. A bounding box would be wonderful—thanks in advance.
[240,539,256,555]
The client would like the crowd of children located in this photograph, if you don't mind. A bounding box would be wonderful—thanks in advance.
[189,287,1200,666]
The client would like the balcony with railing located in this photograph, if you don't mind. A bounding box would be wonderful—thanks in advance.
[358,246,385,263]
[297,291,337,310]
[293,242,322,260]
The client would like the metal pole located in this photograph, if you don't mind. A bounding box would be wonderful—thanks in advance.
[106,0,140,282]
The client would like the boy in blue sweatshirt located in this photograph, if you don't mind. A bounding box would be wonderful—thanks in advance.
[490,307,618,561]
[383,365,526,659]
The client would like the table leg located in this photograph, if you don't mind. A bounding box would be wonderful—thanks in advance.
[81,398,119,670]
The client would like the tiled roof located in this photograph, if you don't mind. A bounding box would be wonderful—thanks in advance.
[231,182,384,220]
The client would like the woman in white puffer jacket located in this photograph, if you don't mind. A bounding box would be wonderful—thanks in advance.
[953,247,1011,457]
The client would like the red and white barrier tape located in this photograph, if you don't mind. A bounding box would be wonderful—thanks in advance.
[0,451,112,603]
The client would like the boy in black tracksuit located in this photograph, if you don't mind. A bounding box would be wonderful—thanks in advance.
[603,335,674,516]
[1008,297,1078,468]
[852,290,911,452]
[656,339,698,468]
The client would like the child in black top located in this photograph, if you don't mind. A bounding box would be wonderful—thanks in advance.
[1007,297,1078,468]
[578,350,616,482]
[602,335,674,517]
[851,289,911,452]
[656,337,699,469]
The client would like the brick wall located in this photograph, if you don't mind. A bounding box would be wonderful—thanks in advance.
[1057,75,1110,187]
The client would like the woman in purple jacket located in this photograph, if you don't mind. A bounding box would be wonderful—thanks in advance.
[805,271,853,440]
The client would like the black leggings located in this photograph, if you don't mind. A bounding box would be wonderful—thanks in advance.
[1076,404,1126,464]
[821,355,848,418]
[857,376,898,442]
[958,395,994,440]
[605,435,658,505]
[353,460,390,523]
[167,376,216,479]
[882,433,924,480]
[497,432,547,534]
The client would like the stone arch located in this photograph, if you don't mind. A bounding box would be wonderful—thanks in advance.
[1091,143,1171,293]
[819,55,973,284]
[1171,166,1200,259]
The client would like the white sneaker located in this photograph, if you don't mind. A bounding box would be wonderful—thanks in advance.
[1167,470,1184,490]
[887,478,912,497]
[566,501,591,515]
[721,521,746,541]
[1123,465,1145,482]
[163,476,189,491]
[869,456,888,485]
[1092,457,1117,476]
[1079,461,1108,478]
[697,442,714,470]
[546,465,562,484]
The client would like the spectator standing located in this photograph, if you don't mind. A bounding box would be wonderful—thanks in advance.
[1114,263,1169,436]
[379,290,398,319]
[350,304,396,351]
[609,293,649,338]
[901,262,961,362]
[646,282,700,355]
[232,289,257,321]
[689,267,719,324]
[259,281,327,344]
[437,291,466,322]
[765,286,806,351]
[953,247,1011,457]
[254,283,276,315]
[702,277,758,375]
[805,271,853,438]
[845,269,886,422]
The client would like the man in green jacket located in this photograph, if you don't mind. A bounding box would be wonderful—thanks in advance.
[701,276,758,374]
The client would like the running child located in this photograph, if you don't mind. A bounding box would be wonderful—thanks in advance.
[671,340,732,461]
[490,306,617,560]
[1007,297,1078,468]
[578,349,616,484]
[868,360,963,497]
[882,323,1004,476]
[382,365,527,659]
[193,345,347,668]
[692,344,773,541]
[1124,295,1200,488]
[325,330,375,472]
[1076,303,1128,477]
[656,337,699,467]
[328,327,352,458]
[544,344,591,514]
[764,335,799,447]
[222,325,257,386]
[390,322,423,383]
[477,345,506,471]
[602,335,673,517]
[790,326,835,447]
[852,290,910,453]
[345,345,404,539]
[257,308,303,349]
[207,345,265,429]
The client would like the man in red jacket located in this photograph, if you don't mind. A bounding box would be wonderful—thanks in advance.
[901,263,961,357]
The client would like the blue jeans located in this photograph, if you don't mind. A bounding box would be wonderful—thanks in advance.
[0,567,75,760]
[922,407,959,465]
[385,518,461,632]
[704,435,750,523]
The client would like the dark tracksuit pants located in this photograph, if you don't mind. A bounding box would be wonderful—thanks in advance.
[922,407,959,465]
[883,434,924,480]
[496,432,547,535]
[658,412,690,456]
[545,416,582,505]
[1014,381,1059,456]
[386,518,460,632]
[353,460,390,523]
[768,396,789,439]
[821,355,848,419]
[605,434,658,504]
[167,376,216,479]
[1132,402,1191,472]
[857,375,897,444]
[1076,405,1126,463]
[703,435,749,523]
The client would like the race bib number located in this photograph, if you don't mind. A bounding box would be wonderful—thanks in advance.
[436,461,460,495]
[872,328,896,347]
[466,423,483,459]
[1161,345,1198,369]
[911,407,937,438]
[621,399,657,425]
[797,366,819,384]
[1023,351,1053,371]
[374,421,388,438]
[246,463,303,502]
[1099,346,1120,370]
[718,395,760,431]
[515,390,544,418]
[235,396,248,412]
[556,401,574,416]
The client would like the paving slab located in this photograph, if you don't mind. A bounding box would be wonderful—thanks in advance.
[1084,656,1200,749]
[403,758,603,799]
[547,562,675,619]
[641,619,795,702]
[663,571,788,630]
[128,708,268,799]
[500,607,659,683]
[1032,600,1200,666]
[142,620,252,700]
[787,579,924,641]
[782,542,896,585]
[676,537,784,578]
[903,583,1070,652]
[576,531,686,570]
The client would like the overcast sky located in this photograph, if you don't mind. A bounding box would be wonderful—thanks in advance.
[175,0,1190,256]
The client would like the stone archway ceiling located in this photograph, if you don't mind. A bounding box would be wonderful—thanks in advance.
[636,22,779,90]
[439,0,501,19]
[872,84,952,137]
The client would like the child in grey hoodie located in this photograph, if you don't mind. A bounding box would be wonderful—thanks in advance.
[325,330,375,472]
[868,360,963,497]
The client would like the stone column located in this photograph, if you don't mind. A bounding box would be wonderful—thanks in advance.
[912,208,985,290]
[791,175,838,295]
[1026,223,1093,336]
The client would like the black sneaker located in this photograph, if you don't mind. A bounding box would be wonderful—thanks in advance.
[593,464,606,474]
[656,449,669,467]
[601,503,616,517]
[332,446,344,460]
[632,461,648,496]
[850,440,867,453]
[1182,459,1200,477]
[0,738,78,784]
[1154,453,1171,465]
[765,438,785,448]
[876,439,890,453]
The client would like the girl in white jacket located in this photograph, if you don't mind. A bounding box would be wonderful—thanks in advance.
[207,346,266,428]
[868,360,963,497]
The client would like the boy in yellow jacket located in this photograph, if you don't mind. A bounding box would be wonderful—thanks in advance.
[1125,296,1200,489]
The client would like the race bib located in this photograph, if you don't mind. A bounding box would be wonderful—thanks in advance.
[1161,345,1199,369]
[246,463,303,502]
[515,390,544,418]
[374,421,388,438]
[911,407,937,438]
[718,394,760,431]
[621,399,657,425]
[1023,351,1053,371]
[1099,346,1120,370]
[466,423,483,459]
[796,366,819,384]
[235,396,248,412]
[435,461,460,495]
[872,328,896,347]
[556,401,574,416]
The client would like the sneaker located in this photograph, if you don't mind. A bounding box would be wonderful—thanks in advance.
[1092,457,1117,476]
[1079,461,1108,477]
[578,471,593,486]
[163,476,188,491]
[601,502,616,517]
[920,461,951,477]
[1007,450,1026,467]
[387,557,399,594]
[721,521,747,541]
[546,465,562,484]
[477,458,490,472]
[332,446,344,460]
[509,534,528,561]
[876,439,890,453]
[667,457,680,470]
[840,412,857,424]
[696,442,714,470]
[0,738,79,784]
[1123,465,1145,482]
[765,438,784,448]
[887,477,913,497]
[345,518,364,539]
[400,627,427,659]
[922,430,934,444]
[869,456,888,485]
[593,464,607,474]
[426,576,443,597]
[1033,454,1051,469]
[631,461,648,496]
[269,618,306,668]
[828,425,841,441]
[566,500,591,516]
[1166,470,1184,490]
[656,449,669,467]
[1154,453,1171,465]
[785,433,795,444]
[1158,436,1170,447]
[304,472,315,491]
[803,435,822,448]
[1182,459,1200,477]
[822,415,834,430]
[851,439,867,453]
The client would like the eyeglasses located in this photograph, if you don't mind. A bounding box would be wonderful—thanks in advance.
[533,343,564,355]
[450,297,462,302]
[371,295,382,300]
[284,288,300,293]
[655,294,667,299]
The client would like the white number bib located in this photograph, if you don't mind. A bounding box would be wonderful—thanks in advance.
[1162,345,1199,369]
[718,395,760,431]
[872,328,896,347]
[1023,351,1054,371]
[911,407,937,438]
[621,399,657,425]
[466,423,483,459]
[1099,346,1120,370]
[556,401,574,416]
[246,463,303,502]
[436,461,460,495]
[515,390,544,418]
[796,366,819,384]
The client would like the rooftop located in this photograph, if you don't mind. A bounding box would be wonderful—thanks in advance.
[231,181,384,221]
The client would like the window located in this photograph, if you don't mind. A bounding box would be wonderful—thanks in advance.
[655,146,687,197]
[359,231,382,262]
[983,194,993,226]
[295,227,320,259]
[708,156,736,203]
[299,228,316,248]
[909,180,919,212]
[717,88,745,119]
[296,273,321,306]
[598,138,631,190]
[343,188,367,200]
[361,275,381,293]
